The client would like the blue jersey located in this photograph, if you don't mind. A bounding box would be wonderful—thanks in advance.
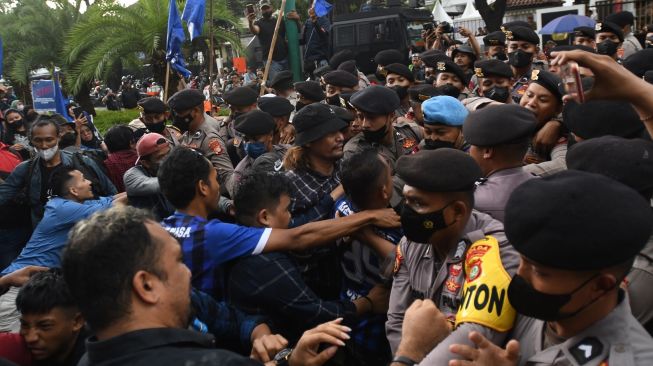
[161,212,271,299]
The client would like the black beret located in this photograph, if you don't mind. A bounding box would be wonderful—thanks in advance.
[234,110,276,137]
[645,70,653,84]
[294,81,325,102]
[267,70,294,90]
[293,103,348,146]
[473,59,513,79]
[396,149,482,192]
[337,60,358,76]
[529,70,563,103]
[567,136,653,194]
[223,86,258,107]
[595,21,624,42]
[167,89,204,112]
[483,31,506,46]
[384,63,414,82]
[257,96,294,117]
[573,26,596,39]
[463,104,537,146]
[331,106,354,122]
[329,49,355,69]
[435,59,467,85]
[624,49,653,78]
[138,97,166,114]
[563,100,644,139]
[605,11,634,27]
[420,50,447,68]
[323,70,359,88]
[451,45,477,62]
[374,49,405,66]
[408,84,441,103]
[501,21,531,30]
[506,26,540,45]
[349,85,400,114]
[505,170,653,270]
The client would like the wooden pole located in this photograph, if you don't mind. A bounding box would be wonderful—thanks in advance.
[164,62,171,101]
[259,0,287,96]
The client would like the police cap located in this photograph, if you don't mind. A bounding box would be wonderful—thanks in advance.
[167,89,204,113]
[294,81,325,102]
[397,148,482,193]
[623,49,653,78]
[505,170,653,270]
[329,49,355,69]
[138,97,166,114]
[420,50,447,68]
[223,86,258,107]
[573,26,596,39]
[529,70,563,103]
[483,31,506,46]
[408,84,441,103]
[563,100,645,139]
[473,59,513,79]
[234,110,276,137]
[463,104,537,146]
[501,21,531,30]
[293,103,348,146]
[435,59,467,85]
[595,21,624,42]
[349,85,400,114]
[331,106,355,122]
[374,49,405,67]
[323,70,359,88]
[506,26,540,45]
[337,60,358,77]
[384,63,415,82]
[267,70,294,90]
[605,11,634,27]
[422,96,468,126]
[257,96,294,117]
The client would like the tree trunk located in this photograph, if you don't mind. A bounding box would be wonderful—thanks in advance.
[75,84,96,116]
[475,0,507,32]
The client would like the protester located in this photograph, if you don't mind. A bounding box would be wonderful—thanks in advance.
[102,125,137,193]
[300,6,330,78]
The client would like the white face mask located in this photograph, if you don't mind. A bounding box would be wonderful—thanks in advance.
[38,145,59,161]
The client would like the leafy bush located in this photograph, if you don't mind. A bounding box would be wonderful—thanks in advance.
[93,109,140,134]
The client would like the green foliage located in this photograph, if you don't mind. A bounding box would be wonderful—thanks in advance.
[93,108,140,133]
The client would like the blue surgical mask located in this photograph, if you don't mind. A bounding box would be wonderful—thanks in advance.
[244,141,267,159]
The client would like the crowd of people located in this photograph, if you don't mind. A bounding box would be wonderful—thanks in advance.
[1,1,653,365]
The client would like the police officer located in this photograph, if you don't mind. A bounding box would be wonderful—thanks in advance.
[267,70,295,99]
[433,59,468,99]
[472,59,514,103]
[294,80,325,112]
[573,26,596,49]
[483,31,507,60]
[464,104,537,222]
[505,26,541,103]
[220,86,259,166]
[233,110,287,181]
[386,148,520,364]
[563,99,646,143]
[385,63,416,118]
[421,95,469,151]
[407,84,440,126]
[167,89,235,196]
[606,11,642,58]
[322,70,359,107]
[345,86,422,207]
[595,21,624,61]
[128,97,181,143]
[448,170,653,366]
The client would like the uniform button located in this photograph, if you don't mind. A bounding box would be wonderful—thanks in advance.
[614,345,625,353]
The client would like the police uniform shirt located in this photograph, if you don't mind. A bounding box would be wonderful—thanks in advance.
[386,210,520,361]
[509,291,653,366]
[474,167,536,223]
[179,113,235,196]
[628,235,653,334]
[233,144,289,183]
[511,66,533,104]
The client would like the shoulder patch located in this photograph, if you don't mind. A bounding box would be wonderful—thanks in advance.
[570,337,604,364]
[208,138,224,155]
[393,245,404,275]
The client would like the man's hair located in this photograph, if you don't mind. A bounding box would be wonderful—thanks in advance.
[49,166,77,197]
[62,206,162,331]
[158,146,212,209]
[16,269,77,315]
[341,149,387,209]
[30,115,61,136]
[104,125,134,153]
[234,172,290,226]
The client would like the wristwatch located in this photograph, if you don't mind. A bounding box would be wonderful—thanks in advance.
[273,348,293,366]
[391,355,418,366]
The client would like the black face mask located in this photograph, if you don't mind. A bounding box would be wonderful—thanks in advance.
[425,76,436,85]
[507,273,603,321]
[326,94,341,106]
[493,52,508,61]
[295,101,308,112]
[423,139,456,150]
[172,112,194,133]
[7,120,23,130]
[437,84,461,99]
[597,40,619,56]
[262,11,272,19]
[400,202,452,243]
[508,49,533,68]
[390,85,409,100]
[59,132,77,149]
[485,86,511,103]
[147,121,166,134]
[363,121,388,143]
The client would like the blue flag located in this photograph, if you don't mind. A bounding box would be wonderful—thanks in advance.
[166,0,191,78]
[182,0,205,41]
[314,0,332,17]
[53,72,72,122]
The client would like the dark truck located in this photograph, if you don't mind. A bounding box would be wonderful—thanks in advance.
[329,6,433,74]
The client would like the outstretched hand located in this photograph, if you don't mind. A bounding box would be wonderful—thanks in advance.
[448,331,520,366]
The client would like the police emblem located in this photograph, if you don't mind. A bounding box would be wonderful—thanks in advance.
[474,67,484,78]
[423,220,434,229]
[531,69,540,81]
[595,23,602,31]
[208,138,223,155]
[437,62,446,71]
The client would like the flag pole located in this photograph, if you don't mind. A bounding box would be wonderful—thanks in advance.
[164,62,171,101]
[260,0,287,96]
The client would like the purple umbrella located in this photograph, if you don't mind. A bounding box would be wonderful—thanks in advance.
[539,14,596,35]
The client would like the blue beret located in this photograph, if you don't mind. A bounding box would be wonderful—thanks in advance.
[422,96,468,126]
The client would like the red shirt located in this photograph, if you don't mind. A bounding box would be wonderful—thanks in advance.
[0,332,31,365]
[103,150,138,193]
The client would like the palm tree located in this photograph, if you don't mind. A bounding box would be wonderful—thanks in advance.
[63,0,243,98]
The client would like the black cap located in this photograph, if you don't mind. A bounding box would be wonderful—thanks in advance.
[257,96,294,117]
[331,106,354,122]
[293,103,348,146]
[451,45,477,62]
[167,89,204,113]
[420,50,447,68]
[463,104,537,146]
[384,63,415,82]
[323,70,359,88]
[294,81,325,102]
[506,26,540,45]
[473,59,513,79]
[563,100,644,139]
[505,170,653,270]
[223,86,258,107]
[350,85,400,114]
[573,26,596,39]
[501,21,531,30]
[408,84,441,103]
[529,70,563,103]
[624,49,653,78]
[234,110,276,137]
[374,49,404,67]
[397,149,482,193]
[267,70,294,90]
[337,60,358,76]
[483,31,506,46]
[605,11,634,27]
[595,21,624,42]
[435,59,467,85]
[567,136,653,194]
[138,97,166,114]
[329,49,355,69]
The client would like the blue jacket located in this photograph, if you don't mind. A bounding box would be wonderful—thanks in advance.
[0,150,117,226]
[301,16,331,62]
